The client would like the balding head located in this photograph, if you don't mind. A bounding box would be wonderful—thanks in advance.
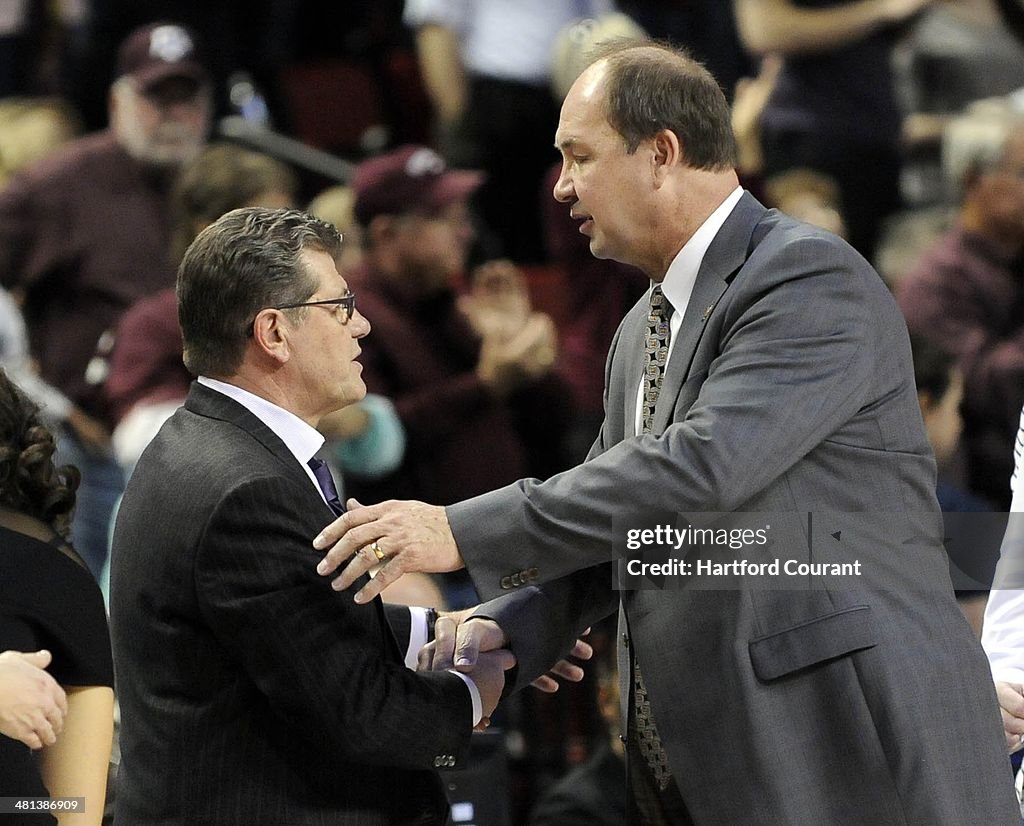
[580,41,737,170]
[553,42,740,278]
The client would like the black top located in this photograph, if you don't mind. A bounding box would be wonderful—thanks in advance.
[762,0,903,146]
[0,523,113,824]
[529,746,627,826]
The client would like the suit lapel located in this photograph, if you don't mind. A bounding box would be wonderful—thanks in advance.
[652,193,768,433]
[184,381,404,660]
[184,381,301,472]
[622,299,650,439]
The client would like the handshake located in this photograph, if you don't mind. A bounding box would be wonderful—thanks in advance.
[416,610,592,730]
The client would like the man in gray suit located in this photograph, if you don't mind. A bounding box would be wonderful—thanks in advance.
[313,43,1019,824]
[110,208,513,825]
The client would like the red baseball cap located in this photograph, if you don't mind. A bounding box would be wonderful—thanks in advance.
[116,23,209,92]
[353,146,483,226]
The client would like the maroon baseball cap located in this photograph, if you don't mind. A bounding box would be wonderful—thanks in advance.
[116,23,209,92]
[353,146,483,226]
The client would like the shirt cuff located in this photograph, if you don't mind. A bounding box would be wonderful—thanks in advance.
[405,607,430,670]
[448,670,482,726]
[992,667,1024,687]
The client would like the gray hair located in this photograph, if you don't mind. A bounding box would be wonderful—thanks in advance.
[943,100,1024,193]
[177,207,341,377]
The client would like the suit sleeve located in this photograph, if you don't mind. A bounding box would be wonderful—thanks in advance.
[194,473,473,770]
[449,232,878,598]
[461,316,625,691]
[384,602,413,654]
[473,570,618,692]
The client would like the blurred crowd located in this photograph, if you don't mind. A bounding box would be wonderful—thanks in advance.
[3,0,1024,823]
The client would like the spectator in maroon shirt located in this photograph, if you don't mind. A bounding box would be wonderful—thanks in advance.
[346,146,571,538]
[897,112,1024,508]
[0,22,212,578]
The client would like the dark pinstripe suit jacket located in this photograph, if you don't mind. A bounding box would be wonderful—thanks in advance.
[111,383,471,825]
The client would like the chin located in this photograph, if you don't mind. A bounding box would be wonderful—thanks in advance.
[588,238,611,260]
[328,380,366,414]
[348,381,368,404]
[139,141,202,169]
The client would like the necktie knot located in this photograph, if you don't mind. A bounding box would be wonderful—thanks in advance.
[649,285,674,324]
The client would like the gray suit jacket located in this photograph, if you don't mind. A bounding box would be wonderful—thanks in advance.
[452,194,1018,824]
[111,383,471,825]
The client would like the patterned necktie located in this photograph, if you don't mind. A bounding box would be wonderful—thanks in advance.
[634,284,674,789]
[307,457,344,516]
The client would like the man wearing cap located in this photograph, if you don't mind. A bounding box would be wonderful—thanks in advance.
[0,22,212,578]
[346,146,570,552]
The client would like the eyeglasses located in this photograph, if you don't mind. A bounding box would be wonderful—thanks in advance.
[272,291,356,324]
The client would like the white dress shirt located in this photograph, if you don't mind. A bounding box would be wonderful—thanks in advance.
[634,186,745,436]
[982,405,1024,685]
[199,376,325,495]
[403,0,612,84]
[197,377,482,723]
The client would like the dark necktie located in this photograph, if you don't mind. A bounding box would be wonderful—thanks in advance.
[634,284,674,789]
[307,457,344,516]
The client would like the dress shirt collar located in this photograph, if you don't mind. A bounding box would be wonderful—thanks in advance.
[633,186,744,437]
[659,186,744,309]
[197,376,325,466]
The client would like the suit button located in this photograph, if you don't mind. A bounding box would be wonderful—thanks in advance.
[619,734,627,744]
[511,573,522,586]
[500,576,512,590]
[527,567,539,581]
[433,756,443,767]
[447,756,455,767]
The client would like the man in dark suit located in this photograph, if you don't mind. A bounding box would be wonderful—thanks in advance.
[313,43,1019,824]
[109,207,513,825]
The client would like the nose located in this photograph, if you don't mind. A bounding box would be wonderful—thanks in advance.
[553,161,574,204]
[350,308,370,338]
[165,99,191,115]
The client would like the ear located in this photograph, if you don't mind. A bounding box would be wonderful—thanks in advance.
[651,129,683,186]
[251,308,292,365]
